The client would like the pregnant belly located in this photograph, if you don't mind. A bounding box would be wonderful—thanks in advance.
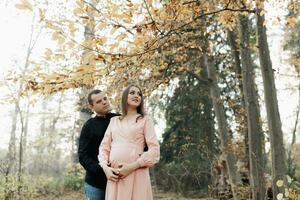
[109,144,141,168]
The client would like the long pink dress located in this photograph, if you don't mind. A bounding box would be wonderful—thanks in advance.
[98,115,160,200]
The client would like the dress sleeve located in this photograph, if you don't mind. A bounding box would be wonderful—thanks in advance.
[137,116,160,167]
[98,117,114,167]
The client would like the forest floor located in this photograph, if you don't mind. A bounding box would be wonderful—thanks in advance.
[33,190,217,200]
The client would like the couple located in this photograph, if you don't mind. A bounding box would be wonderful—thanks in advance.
[78,85,160,200]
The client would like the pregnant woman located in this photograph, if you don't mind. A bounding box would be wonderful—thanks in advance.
[98,85,160,200]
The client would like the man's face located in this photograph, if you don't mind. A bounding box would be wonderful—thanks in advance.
[89,92,111,115]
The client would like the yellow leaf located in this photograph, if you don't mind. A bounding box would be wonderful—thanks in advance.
[73,8,84,16]
[116,33,127,42]
[52,31,61,40]
[109,43,119,52]
[45,20,61,31]
[15,0,33,11]
[76,0,84,8]
[146,0,153,6]
[39,8,45,21]
[110,27,117,35]
[95,55,105,62]
[96,69,107,76]
[272,18,279,26]
[94,37,107,45]
[33,65,42,71]
[44,48,53,60]
[51,31,65,45]
[286,16,297,26]
[55,54,65,60]
[97,23,107,30]
[82,51,96,65]
[119,47,127,53]
[133,35,144,46]
[67,41,75,49]
[68,23,77,34]
[82,39,93,47]
[120,13,132,23]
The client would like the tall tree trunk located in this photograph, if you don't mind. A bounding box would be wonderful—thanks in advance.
[204,54,242,200]
[5,12,40,179]
[50,94,63,131]
[256,1,287,196]
[4,100,19,200]
[48,94,63,155]
[72,0,96,164]
[6,101,19,175]
[37,100,47,175]
[287,70,300,176]
[238,14,266,199]
[16,102,25,195]
[227,29,250,173]
[22,97,30,173]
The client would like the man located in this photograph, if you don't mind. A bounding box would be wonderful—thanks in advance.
[78,89,120,200]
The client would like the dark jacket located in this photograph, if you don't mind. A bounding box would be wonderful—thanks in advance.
[78,113,119,189]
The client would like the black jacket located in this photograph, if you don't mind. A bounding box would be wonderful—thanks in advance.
[78,113,119,189]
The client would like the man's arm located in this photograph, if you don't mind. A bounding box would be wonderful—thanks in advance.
[78,123,101,174]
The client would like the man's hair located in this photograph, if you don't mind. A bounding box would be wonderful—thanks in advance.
[87,89,102,105]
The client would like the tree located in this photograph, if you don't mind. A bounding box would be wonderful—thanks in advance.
[204,53,242,199]
[283,0,300,180]
[238,14,266,199]
[256,0,287,196]
[158,71,217,195]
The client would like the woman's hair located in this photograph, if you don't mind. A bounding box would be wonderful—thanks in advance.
[121,84,145,122]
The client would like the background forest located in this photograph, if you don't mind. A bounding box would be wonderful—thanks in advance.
[0,0,299,199]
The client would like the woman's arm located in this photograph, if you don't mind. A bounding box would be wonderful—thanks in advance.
[98,118,119,182]
[119,116,160,178]
[136,116,160,167]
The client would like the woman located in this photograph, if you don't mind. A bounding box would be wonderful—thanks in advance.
[98,85,160,200]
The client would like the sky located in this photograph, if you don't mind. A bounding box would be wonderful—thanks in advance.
[0,0,299,151]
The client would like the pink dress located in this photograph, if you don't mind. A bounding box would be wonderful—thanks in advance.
[98,115,160,200]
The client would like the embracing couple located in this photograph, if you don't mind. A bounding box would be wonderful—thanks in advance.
[78,85,160,200]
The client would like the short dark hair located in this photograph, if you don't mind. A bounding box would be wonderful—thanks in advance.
[88,89,102,105]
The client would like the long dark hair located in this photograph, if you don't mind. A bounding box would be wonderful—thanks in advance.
[121,85,145,122]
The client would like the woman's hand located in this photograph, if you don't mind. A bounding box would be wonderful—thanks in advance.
[118,162,140,179]
[102,165,119,182]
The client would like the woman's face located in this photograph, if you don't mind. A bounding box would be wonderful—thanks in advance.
[127,86,142,108]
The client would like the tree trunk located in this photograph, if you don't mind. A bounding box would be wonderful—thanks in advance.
[5,12,39,179]
[37,100,47,175]
[287,70,300,176]
[16,101,25,195]
[4,100,19,200]
[22,97,30,173]
[256,1,287,196]
[6,101,19,175]
[204,54,242,200]
[72,0,96,164]
[238,14,266,199]
[227,29,250,173]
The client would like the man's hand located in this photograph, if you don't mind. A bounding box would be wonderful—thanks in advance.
[118,162,140,179]
[102,165,119,182]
